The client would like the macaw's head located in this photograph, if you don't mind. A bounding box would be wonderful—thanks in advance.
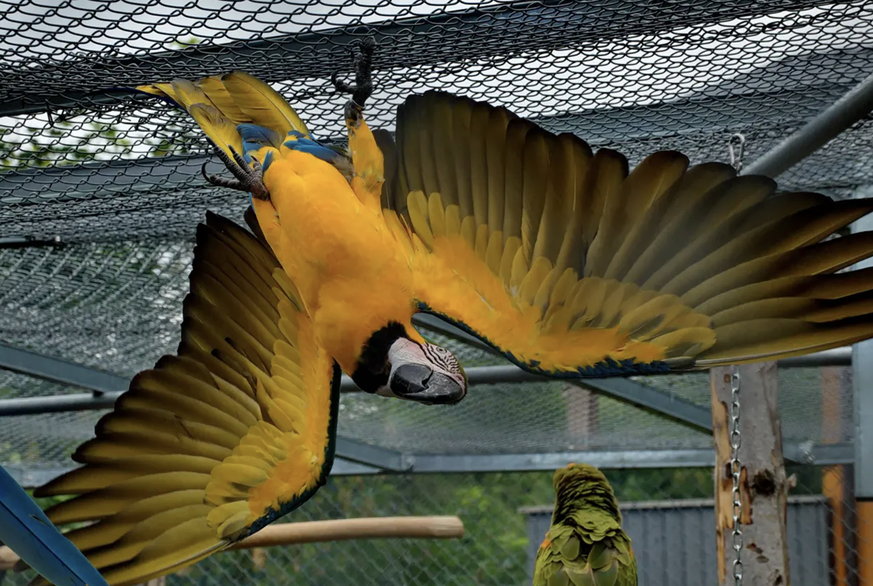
[351,322,468,405]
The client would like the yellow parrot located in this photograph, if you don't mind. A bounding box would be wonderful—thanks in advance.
[26,42,873,585]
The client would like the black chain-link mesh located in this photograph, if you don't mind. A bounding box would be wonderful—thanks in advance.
[3,1,873,242]
[0,466,857,586]
[1,1,870,584]
[0,240,855,461]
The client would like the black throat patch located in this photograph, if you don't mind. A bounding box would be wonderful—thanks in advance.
[351,321,409,393]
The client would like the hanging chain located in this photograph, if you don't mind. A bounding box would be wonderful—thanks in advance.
[729,367,743,586]
[727,133,745,586]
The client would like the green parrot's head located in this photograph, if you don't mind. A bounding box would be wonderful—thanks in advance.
[553,462,610,490]
[551,463,622,523]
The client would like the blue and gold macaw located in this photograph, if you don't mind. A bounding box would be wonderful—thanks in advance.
[19,40,873,585]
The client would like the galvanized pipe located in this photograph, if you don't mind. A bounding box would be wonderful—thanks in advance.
[777,347,851,367]
[742,71,873,178]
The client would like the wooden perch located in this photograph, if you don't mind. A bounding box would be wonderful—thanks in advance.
[230,515,465,549]
[0,516,465,570]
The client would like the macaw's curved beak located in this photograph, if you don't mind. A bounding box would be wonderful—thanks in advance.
[389,364,465,405]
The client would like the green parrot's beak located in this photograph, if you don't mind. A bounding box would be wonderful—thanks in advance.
[389,364,465,405]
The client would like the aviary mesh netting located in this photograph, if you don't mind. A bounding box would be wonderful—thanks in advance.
[0,0,865,470]
[0,3,866,585]
[2,1,873,243]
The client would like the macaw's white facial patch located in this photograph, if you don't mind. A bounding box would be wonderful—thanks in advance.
[381,338,467,405]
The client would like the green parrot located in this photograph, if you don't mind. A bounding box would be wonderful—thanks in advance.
[533,463,637,586]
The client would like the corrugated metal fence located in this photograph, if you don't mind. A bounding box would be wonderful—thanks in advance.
[522,496,830,585]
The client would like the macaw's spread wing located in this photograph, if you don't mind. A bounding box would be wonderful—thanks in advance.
[379,91,873,377]
[28,213,340,586]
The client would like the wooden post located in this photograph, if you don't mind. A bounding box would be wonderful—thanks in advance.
[710,362,790,586]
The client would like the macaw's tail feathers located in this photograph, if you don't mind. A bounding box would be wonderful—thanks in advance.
[0,465,110,586]
[26,212,340,586]
[136,72,325,165]
[137,72,309,136]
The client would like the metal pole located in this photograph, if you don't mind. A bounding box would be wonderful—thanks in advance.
[742,72,873,179]
[851,210,873,586]
[777,347,851,367]
[0,343,128,395]
[0,364,691,417]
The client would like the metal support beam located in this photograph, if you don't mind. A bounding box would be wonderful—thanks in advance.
[334,438,412,472]
[0,342,128,395]
[0,393,120,415]
[0,337,852,429]
[743,71,873,178]
[0,363,623,415]
[778,347,851,367]
[575,377,712,433]
[4,457,381,488]
[850,202,873,586]
[0,363,708,431]
[3,442,854,487]
[852,208,873,498]
[854,342,873,489]
[403,442,855,473]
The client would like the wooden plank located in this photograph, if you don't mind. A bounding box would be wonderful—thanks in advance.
[710,362,790,586]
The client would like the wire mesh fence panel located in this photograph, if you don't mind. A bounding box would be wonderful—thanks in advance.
[0,238,858,463]
[1,466,857,586]
[3,1,873,242]
[1,0,871,584]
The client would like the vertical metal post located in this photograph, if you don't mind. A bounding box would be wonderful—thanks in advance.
[852,200,873,585]
[822,366,851,586]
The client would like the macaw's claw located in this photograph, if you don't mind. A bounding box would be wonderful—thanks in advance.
[202,142,270,200]
[331,36,375,121]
